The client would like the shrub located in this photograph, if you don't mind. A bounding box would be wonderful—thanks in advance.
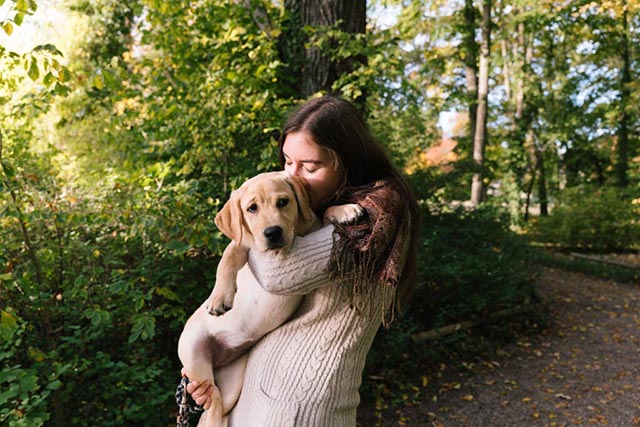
[412,206,534,329]
[365,205,535,380]
[532,186,640,252]
[0,176,218,426]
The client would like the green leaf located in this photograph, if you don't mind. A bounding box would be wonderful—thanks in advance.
[93,73,104,89]
[1,160,16,180]
[43,72,54,87]
[59,67,71,82]
[19,373,38,392]
[2,22,13,36]
[87,309,111,327]
[0,382,20,404]
[16,0,28,12]
[0,310,18,341]
[34,44,61,55]
[129,314,156,343]
[102,68,116,87]
[14,12,24,26]
[53,82,70,96]
[28,59,39,81]
[166,239,190,254]
[48,380,62,391]
[154,286,179,301]
[28,346,45,362]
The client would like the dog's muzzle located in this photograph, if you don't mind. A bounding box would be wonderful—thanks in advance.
[263,226,285,249]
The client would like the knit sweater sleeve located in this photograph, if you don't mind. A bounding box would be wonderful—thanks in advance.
[247,224,336,295]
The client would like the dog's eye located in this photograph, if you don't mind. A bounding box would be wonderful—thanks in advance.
[247,203,258,213]
[276,198,290,208]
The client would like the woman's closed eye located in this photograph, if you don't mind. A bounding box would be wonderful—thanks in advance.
[284,153,323,173]
[303,165,319,173]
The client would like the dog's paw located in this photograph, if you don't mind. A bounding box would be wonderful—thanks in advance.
[205,285,236,316]
[323,203,364,225]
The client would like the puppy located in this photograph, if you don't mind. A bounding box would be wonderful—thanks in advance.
[178,171,362,427]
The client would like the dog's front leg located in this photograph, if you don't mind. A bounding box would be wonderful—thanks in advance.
[197,384,225,427]
[206,243,249,315]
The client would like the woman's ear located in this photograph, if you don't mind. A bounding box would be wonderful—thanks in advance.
[286,175,317,234]
[214,189,244,243]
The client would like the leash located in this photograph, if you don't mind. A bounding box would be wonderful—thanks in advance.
[176,377,203,427]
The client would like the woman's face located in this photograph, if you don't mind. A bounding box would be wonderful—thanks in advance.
[282,131,343,210]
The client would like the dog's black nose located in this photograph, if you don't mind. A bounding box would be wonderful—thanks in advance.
[263,226,283,243]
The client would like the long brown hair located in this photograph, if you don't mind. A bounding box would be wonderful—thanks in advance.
[278,96,420,307]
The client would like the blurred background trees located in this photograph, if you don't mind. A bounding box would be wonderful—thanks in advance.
[1,0,638,425]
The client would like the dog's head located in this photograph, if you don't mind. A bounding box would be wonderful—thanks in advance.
[214,171,317,252]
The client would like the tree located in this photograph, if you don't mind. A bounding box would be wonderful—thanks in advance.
[559,0,639,189]
[616,0,632,188]
[280,0,367,101]
[470,0,492,205]
[462,0,479,143]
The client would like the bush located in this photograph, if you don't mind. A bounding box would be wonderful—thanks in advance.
[0,173,218,426]
[532,186,640,252]
[413,206,534,328]
[364,206,535,380]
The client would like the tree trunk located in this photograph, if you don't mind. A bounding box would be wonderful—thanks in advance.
[616,2,630,188]
[463,0,479,142]
[536,144,548,216]
[501,40,511,103]
[516,22,537,220]
[470,0,491,206]
[279,0,366,100]
[524,159,535,222]
[515,22,527,120]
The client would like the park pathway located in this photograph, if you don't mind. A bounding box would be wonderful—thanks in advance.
[376,267,640,426]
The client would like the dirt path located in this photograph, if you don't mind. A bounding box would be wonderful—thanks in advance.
[362,267,640,426]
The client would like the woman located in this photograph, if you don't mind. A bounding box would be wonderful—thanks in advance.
[188,95,420,426]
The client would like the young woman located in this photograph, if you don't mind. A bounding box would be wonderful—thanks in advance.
[187,95,420,426]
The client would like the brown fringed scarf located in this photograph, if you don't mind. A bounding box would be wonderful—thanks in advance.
[329,178,411,327]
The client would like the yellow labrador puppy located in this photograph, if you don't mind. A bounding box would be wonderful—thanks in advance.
[178,171,361,427]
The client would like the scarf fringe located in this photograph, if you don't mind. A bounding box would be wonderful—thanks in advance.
[328,178,410,328]
[330,224,397,328]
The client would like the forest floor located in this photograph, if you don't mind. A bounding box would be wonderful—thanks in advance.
[357,264,640,427]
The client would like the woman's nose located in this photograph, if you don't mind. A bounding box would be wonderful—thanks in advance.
[289,164,301,176]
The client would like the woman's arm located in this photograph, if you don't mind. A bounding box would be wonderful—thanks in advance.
[247,224,337,295]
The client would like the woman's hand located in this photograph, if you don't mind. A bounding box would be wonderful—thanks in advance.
[182,368,214,410]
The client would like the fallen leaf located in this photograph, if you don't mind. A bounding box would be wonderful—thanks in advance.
[555,393,572,400]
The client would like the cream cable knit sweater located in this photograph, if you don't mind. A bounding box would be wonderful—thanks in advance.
[226,224,392,427]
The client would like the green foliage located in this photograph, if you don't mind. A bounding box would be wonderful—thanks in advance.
[135,1,289,198]
[2,25,76,427]
[415,206,534,327]
[2,1,292,425]
[0,175,218,425]
[531,186,640,252]
[2,0,638,424]
[363,205,536,401]
[1,0,38,37]
[370,206,534,350]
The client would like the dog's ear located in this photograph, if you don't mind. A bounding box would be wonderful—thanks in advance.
[215,188,244,243]
[286,175,317,234]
